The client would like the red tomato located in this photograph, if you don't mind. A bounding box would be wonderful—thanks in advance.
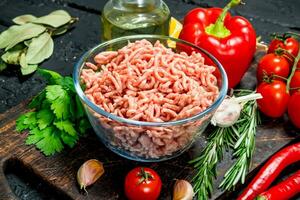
[124,167,162,200]
[268,37,299,58]
[256,80,290,118]
[288,91,300,128]
[256,53,290,82]
[290,68,300,94]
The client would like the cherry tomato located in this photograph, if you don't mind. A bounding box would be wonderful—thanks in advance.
[256,53,290,82]
[256,80,290,118]
[288,91,300,128]
[289,61,300,93]
[268,37,299,58]
[124,167,162,200]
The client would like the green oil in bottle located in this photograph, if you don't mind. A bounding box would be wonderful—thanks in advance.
[102,0,170,41]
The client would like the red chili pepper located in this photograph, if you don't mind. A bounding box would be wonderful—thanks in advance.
[179,0,256,88]
[238,142,300,200]
[255,170,300,200]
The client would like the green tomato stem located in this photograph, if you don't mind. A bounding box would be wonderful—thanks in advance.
[286,50,300,92]
[205,0,242,38]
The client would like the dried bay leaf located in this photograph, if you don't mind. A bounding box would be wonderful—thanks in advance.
[0,25,20,49]
[26,32,54,64]
[20,53,38,75]
[0,58,7,72]
[32,10,71,28]
[13,14,37,25]
[5,23,46,51]
[1,43,25,65]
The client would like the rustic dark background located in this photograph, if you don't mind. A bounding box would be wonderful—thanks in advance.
[0,0,299,200]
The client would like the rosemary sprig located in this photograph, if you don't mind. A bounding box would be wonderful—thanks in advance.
[220,99,260,190]
[190,89,260,199]
[190,126,238,200]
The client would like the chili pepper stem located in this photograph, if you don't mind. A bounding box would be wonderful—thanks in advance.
[286,49,300,92]
[205,0,242,38]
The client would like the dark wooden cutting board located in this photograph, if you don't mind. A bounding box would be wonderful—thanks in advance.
[0,59,299,200]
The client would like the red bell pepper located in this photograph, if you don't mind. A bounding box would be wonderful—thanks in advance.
[179,0,256,88]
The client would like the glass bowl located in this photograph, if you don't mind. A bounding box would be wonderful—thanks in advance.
[73,35,228,162]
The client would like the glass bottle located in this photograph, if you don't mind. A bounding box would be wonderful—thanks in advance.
[101,0,170,41]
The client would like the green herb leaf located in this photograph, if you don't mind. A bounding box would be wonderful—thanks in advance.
[26,127,44,145]
[26,32,54,64]
[13,14,37,25]
[37,68,63,84]
[45,85,65,101]
[54,120,77,136]
[20,53,38,75]
[22,112,37,129]
[75,95,85,119]
[51,97,70,119]
[35,127,64,156]
[4,23,46,51]
[60,131,78,148]
[45,85,70,119]
[16,114,29,132]
[37,109,54,130]
[79,118,91,134]
[0,58,7,72]
[32,10,72,28]
[29,90,46,109]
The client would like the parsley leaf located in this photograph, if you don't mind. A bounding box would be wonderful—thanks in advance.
[37,109,54,130]
[54,120,76,136]
[51,96,70,119]
[60,131,78,148]
[16,114,29,132]
[22,112,37,129]
[46,85,65,101]
[26,127,44,145]
[78,118,91,135]
[16,70,91,156]
[35,127,64,156]
[29,90,46,109]
[37,68,62,85]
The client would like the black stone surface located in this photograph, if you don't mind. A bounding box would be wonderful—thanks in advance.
[0,0,299,199]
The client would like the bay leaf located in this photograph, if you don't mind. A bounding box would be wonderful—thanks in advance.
[0,25,20,49]
[20,53,38,75]
[1,43,26,65]
[0,58,7,72]
[52,28,68,36]
[32,10,71,28]
[13,14,37,25]
[26,32,54,64]
[1,49,23,65]
[5,23,46,51]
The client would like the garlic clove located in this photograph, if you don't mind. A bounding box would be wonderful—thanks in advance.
[211,98,242,127]
[77,159,104,191]
[173,179,194,200]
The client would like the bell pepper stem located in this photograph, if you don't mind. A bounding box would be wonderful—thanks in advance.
[286,50,300,92]
[205,0,242,38]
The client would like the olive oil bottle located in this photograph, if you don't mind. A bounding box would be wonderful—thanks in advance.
[102,0,170,41]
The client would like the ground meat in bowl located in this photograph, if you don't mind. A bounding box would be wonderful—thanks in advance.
[80,39,219,158]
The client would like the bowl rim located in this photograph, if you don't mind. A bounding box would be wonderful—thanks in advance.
[73,34,228,127]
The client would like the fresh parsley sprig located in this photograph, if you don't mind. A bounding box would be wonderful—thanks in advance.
[16,69,90,156]
[190,89,260,199]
